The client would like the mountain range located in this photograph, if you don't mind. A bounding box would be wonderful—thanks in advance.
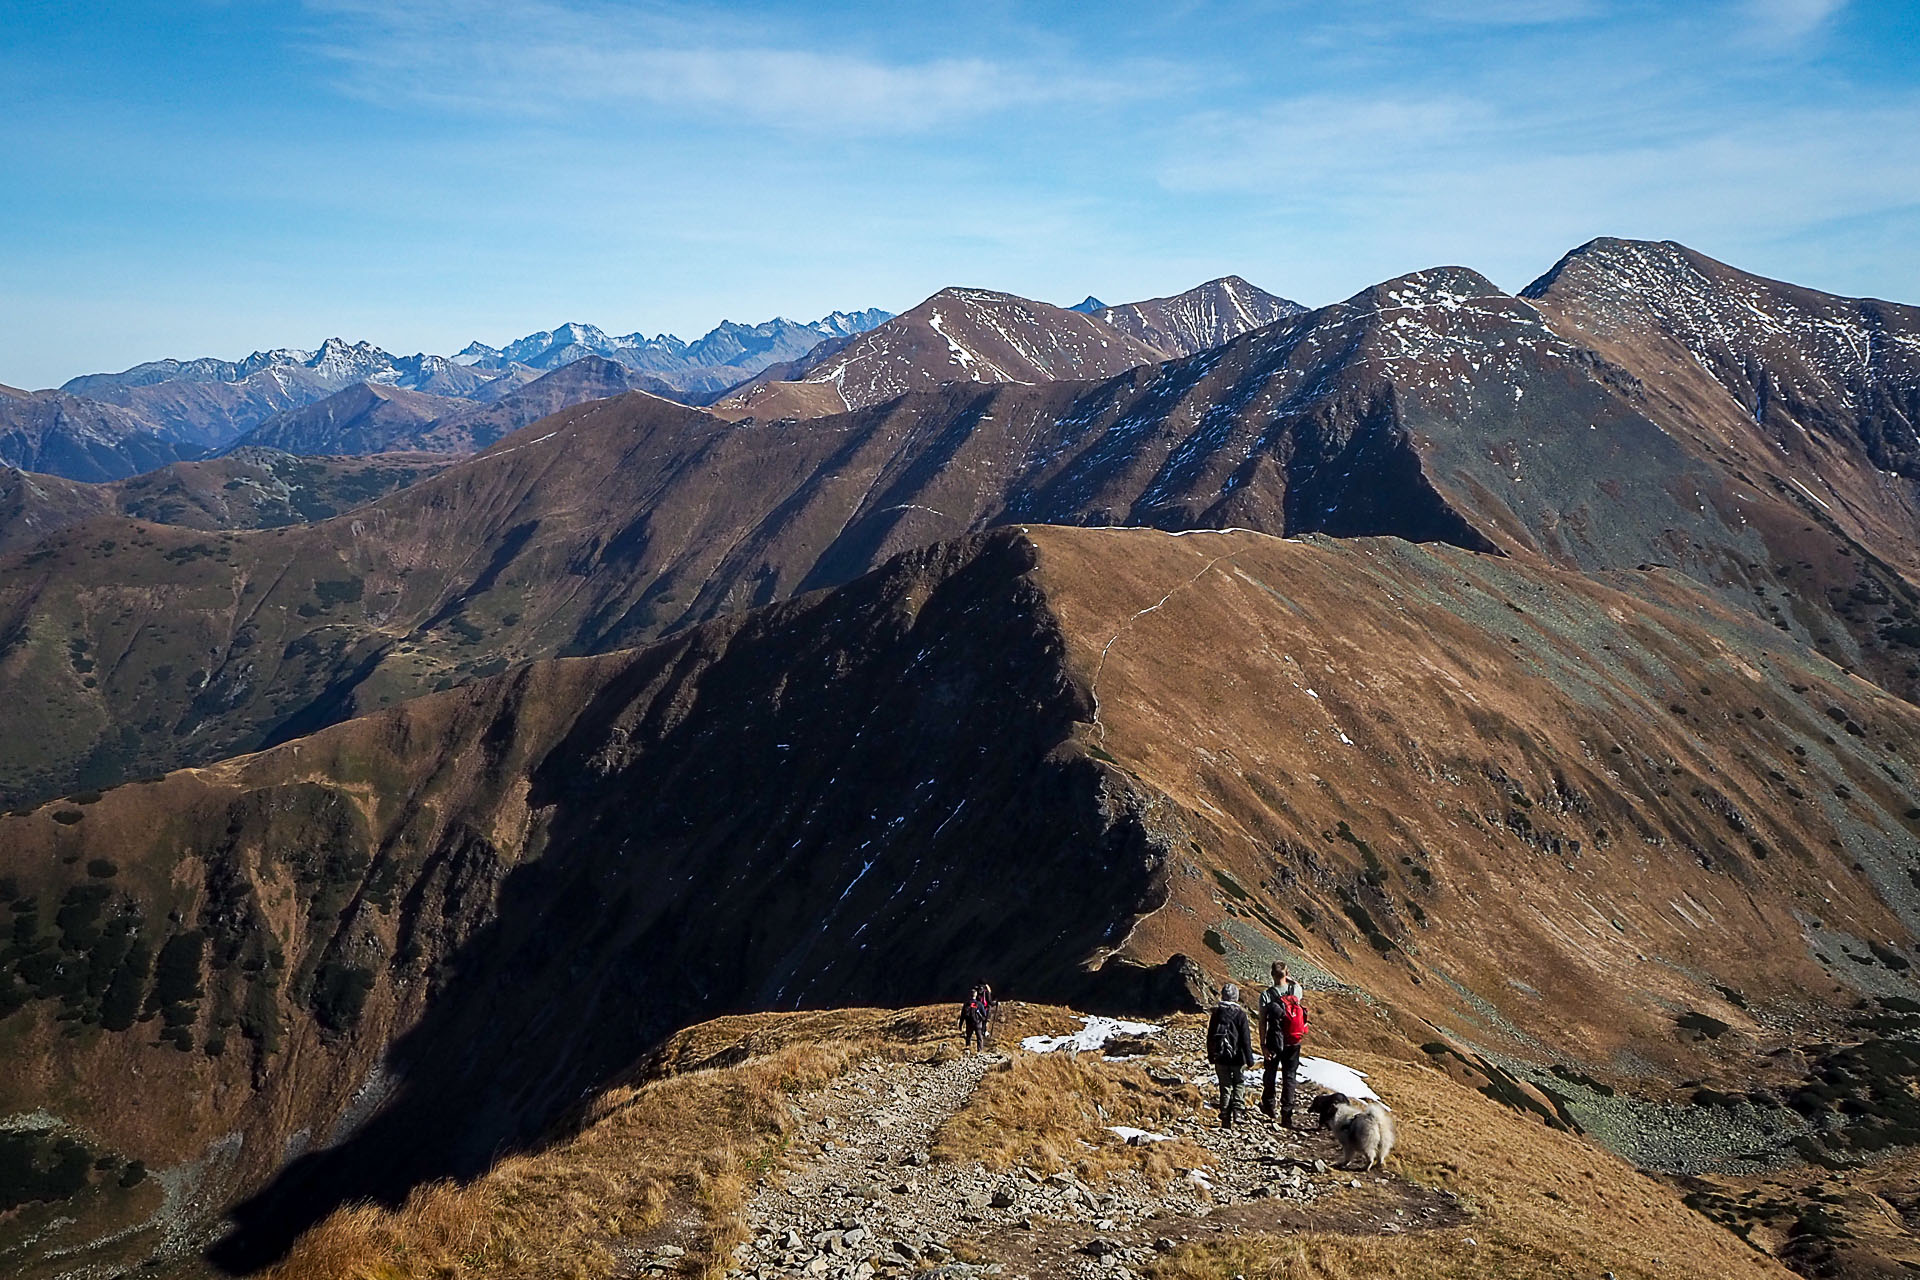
[1,239,1917,1279]
[3,246,1917,799]
[1,309,895,479]
[1,282,1319,475]
[717,276,1304,418]
[450,309,890,397]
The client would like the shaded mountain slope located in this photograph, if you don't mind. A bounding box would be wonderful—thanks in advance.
[0,385,193,481]
[0,467,112,551]
[223,357,684,457]
[0,449,447,553]
[232,384,467,455]
[8,260,1920,804]
[1526,238,1920,576]
[1525,239,1920,699]
[0,526,1913,1275]
[404,355,681,452]
[107,448,449,531]
[716,288,1171,415]
[0,530,1170,1273]
[1096,275,1305,357]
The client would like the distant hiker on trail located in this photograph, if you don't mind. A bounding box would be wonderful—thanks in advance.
[959,981,993,1052]
[1206,983,1256,1127]
[1259,961,1309,1127]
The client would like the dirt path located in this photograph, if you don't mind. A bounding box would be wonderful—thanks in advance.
[668,1022,1466,1280]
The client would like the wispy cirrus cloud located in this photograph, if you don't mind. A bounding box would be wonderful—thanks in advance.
[301,0,1130,134]
[1744,0,1848,40]
[1145,0,1912,300]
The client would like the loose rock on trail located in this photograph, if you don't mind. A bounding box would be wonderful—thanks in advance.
[666,1021,1465,1280]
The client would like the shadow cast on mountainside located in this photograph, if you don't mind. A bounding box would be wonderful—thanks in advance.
[205,533,1196,1274]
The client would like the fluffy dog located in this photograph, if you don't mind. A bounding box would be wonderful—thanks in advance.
[1309,1092,1396,1170]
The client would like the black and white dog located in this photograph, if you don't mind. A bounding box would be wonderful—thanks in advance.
[1309,1092,1396,1170]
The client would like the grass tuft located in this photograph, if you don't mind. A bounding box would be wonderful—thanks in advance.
[932,1051,1208,1185]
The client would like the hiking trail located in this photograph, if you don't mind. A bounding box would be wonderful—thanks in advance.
[621,1020,1465,1280]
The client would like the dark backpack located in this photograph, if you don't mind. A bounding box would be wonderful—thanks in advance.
[1207,1006,1241,1064]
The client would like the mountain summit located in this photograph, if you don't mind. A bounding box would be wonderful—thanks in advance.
[716,277,1304,420]
[1096,275,1305,357]
[716,287,1171,417]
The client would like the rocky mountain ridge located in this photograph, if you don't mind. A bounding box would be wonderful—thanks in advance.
[6,247,1920,808]
[717,277,1301,419]
[451,309,893,398]
[1,525,1914,1276]
[229,356,681,456]
[0,384,192,481]
[8,310,894,480]
[6,237,1920,1280]
[718,288,1169,417]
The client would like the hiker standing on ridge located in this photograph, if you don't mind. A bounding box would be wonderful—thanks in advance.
[1206,983,1255,1127]
[959,982,993,1052]
[1259,961,1308,1127]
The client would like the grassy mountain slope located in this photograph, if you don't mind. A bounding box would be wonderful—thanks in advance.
[0,450,447,553]
[7,256,1920,806]
[0,526,1913,1274]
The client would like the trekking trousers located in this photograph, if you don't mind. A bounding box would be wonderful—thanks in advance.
[1214,1062,1246,1121]
[1262,1043,1301,1121]
[965,1016,990,1052]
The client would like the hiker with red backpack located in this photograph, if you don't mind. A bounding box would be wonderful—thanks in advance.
[959,981,993,1052]
[1259,961,1309,1127]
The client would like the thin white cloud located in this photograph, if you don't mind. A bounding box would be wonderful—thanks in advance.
[1159,95,1499,195]
[301,0,1123,133]
[1739,0,1847,46]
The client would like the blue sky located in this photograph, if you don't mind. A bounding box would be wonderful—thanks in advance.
[2,0,1916,388]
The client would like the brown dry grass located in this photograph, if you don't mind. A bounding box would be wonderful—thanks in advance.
[1144,1050,1792,1280]
[264,1007,952,1280]
[933,1050,1210,1186]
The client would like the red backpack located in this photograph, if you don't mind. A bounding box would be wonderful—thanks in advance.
[1278,993,1308,1046]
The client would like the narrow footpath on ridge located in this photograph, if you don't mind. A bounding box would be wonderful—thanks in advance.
[620,1018,1464,1280]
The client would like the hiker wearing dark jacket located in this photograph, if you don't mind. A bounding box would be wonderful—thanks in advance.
[1259,961,1307,1126]
[959,982,993,1052]
[1206,983,1256,1126]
